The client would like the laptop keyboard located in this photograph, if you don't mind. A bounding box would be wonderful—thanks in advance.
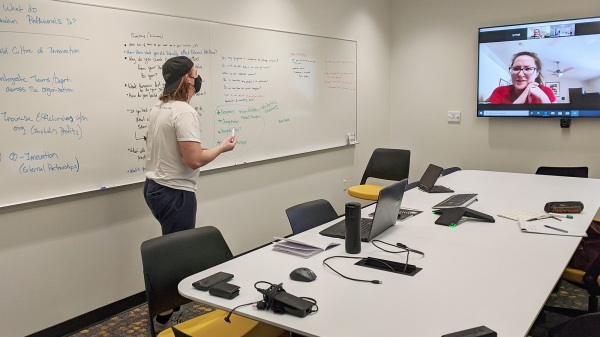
[433,194,478,208]
[341,218,373,236]
[360,218,373,235]
[429,185,454,193]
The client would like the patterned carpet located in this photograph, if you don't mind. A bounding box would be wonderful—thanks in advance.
[69,302,215,337]
[68,282,590,337]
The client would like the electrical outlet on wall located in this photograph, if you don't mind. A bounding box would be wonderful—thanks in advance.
[448,111,461,123]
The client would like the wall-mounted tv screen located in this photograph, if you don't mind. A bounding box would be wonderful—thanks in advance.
[478,17,600,117]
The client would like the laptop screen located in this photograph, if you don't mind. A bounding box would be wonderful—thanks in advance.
[418,164,443,191]
[368,179,407,240]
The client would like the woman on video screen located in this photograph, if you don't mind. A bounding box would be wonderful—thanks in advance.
[488,51,556,104]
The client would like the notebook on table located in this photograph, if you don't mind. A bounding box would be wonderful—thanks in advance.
[319,179,407,242]
[418,164,454,193]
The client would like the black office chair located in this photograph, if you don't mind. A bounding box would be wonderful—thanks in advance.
[285,199,338,234]
[141,226,287,337]
[405,181,419,191]
[441,167,461,176]
[347,148,410,201]
[549,312,600,337]
[535,166,588,178]
[539,166,600,322]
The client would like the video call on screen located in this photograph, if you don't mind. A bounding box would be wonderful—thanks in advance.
[477,18,600,117]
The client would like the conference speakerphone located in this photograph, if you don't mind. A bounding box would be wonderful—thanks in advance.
[433,207,495,227]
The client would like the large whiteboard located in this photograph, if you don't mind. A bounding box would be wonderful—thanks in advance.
[0,0,357,207]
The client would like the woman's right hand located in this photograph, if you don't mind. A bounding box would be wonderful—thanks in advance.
[527,83,551,103]
[513,83,548,104]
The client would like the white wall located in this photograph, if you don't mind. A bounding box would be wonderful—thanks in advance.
[391,0,600,180]
[0,1,392,336]
[478,46,511,101]
[585,75,600,93]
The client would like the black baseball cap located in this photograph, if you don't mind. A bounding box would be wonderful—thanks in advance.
[162,56,194,95]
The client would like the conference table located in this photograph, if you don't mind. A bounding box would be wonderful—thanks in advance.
[179,170,600,336]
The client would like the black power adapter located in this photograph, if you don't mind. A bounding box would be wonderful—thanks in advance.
[255,283,316,317]
[224,281,317,323]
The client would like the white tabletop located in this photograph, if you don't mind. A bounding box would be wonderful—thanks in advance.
[179,170,600,337]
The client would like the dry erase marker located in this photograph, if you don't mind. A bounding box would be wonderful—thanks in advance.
[549,213,573,219]
[231,128,235,142]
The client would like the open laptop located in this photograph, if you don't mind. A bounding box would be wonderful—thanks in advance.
[418,164,454,193]
[319,179,407,242]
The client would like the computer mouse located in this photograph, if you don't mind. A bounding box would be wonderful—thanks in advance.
[289,267,317,282]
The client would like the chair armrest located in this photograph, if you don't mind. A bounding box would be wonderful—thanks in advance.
[583,251,600,292]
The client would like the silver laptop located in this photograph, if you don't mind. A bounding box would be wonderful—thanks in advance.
[319,179,407,242]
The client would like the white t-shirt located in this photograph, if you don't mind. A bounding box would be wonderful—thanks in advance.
[145,100,202,192]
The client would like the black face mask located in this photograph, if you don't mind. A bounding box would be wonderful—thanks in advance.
[193,75,202,93]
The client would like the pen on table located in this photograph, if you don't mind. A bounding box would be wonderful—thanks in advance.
[544,225,568,233]
[527,214,559,221]
[549,213,573,219]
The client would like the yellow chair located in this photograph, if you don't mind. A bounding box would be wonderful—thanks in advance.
[160,312,288,337]
[141,226,287,337]
[348,148,410,201]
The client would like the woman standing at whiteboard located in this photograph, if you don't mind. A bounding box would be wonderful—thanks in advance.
[143,56,236,331]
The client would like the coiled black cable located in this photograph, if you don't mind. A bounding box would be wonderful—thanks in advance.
[224,281,318,323]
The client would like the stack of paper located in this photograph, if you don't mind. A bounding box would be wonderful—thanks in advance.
[272,232,340,258]
[516,217,586,237]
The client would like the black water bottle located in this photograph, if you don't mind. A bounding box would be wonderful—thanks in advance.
[345,202,361,254]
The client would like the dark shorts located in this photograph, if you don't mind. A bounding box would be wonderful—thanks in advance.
[143,179,197,235]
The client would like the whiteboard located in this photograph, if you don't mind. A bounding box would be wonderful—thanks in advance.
[0,0,357,207]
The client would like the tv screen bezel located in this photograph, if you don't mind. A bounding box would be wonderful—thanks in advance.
[477,16,600,118]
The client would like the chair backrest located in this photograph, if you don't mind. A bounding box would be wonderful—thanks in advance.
[141,226,233,337]
[557,312,600,337]
[535,166,588,178]
[360,148,410,185]
[441,167,461,176]
[405,181,419,191]
[285,199,338,234]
